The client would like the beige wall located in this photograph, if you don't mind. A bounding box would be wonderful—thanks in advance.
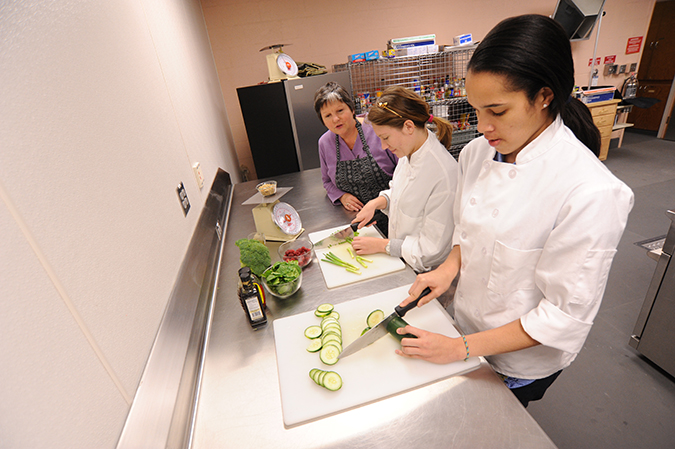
[202,0,654,180]
[0,1,239,447]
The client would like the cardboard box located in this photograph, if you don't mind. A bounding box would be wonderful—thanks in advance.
[395,45,438,57]
[350,53,365,63]
[453,34,473,46]
[365,50,379,61]
[389,34,436,49]
[578,87,616,104]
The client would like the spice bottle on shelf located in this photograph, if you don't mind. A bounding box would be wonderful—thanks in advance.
[238,267,267,329]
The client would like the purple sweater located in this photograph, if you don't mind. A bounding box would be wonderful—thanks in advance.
[318,121,398,204]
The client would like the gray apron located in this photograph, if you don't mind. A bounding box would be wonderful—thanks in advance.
[334,121,391,236]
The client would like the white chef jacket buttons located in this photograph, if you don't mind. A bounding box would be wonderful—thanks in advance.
[492,209,499,218]
[481,247,487,255]
[470,197,476,206]
[461,231,467,239]
[509,169,517,179]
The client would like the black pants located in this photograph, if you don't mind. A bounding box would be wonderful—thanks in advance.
[510,370,562,408]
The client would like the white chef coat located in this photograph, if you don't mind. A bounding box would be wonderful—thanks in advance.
[452,116,633,379]
[380,129,458,272]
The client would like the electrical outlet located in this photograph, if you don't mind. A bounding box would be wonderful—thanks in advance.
[630,63,637,72]
[193,162,204,189]
[619,64,626,74]
[177,182,190,216]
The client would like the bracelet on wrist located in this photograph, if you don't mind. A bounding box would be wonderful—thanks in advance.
[461,335,470,362]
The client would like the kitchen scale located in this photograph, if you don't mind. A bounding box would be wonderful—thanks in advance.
[260,44,299,82]
[243,187,303,242]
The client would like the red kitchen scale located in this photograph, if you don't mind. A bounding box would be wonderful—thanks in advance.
[243,187,303,242]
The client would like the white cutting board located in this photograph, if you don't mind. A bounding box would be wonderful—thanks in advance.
[308,225,406,289]
[273,284,481,428]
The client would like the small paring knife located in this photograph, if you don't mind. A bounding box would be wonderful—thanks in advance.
[339,287,432,358]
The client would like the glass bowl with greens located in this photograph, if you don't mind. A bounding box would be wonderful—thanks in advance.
[261,261,302,298]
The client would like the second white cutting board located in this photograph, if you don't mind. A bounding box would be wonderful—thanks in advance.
[308,225,405,289]
[273,284,481,428]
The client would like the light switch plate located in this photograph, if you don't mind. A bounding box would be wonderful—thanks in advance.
[177,182,190,216]
[193,162,204,189]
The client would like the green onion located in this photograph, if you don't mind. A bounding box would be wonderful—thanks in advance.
[321,252,361,274]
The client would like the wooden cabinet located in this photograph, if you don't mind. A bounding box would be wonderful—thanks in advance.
[587,99,619,161]
[628,81,672,132]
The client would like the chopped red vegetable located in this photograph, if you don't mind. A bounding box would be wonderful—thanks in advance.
[283,246,311,266]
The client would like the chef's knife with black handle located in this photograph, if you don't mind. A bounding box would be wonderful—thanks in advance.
[313,217,377,250]
[339,287,432,358]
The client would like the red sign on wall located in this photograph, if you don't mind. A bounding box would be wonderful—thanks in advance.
[626,36,643,54]
[588,57,601,66]
[604,55,616,64]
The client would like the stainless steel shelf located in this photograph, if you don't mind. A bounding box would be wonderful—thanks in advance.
[336,45,479,157]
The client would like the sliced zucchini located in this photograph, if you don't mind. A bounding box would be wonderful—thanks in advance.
[323,340,342,353]
[322,323,342,333]
[322,371,343,391]
[308,368,343,391]
[320,317,339,328]
[325,311,340,320]
[317,370,327,385]
[320,343,340,365]
[367,309,385,328]
[316,303,334,315]
[321,333,342,345]
[361,327,370,336]
[314,309,330,317]
[321,329,342,340]
[307,339,323,353]
[304,325,323,339]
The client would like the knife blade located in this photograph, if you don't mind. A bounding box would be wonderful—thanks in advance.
[339,287,432,358]
[313,222,359,250]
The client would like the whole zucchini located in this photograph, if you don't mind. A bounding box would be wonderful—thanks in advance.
[386,316,417,342]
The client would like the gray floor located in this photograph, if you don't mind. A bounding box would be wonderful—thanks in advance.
[526,130,675,449]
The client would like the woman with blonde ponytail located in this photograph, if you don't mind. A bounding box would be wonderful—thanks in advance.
[350,86,459,274]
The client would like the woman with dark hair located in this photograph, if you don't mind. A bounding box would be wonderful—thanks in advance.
[395,15,634,407]
[314,82,398,235]
[350,86,458,274]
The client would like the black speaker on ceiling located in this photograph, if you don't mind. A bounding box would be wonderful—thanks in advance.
[551,0,604,41]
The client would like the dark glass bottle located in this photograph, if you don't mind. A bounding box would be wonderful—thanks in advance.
[238,267,267,329]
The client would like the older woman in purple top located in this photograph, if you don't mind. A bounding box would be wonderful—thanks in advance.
[314,82,398,234]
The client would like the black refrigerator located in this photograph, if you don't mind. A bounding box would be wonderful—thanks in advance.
[237,71,351,179]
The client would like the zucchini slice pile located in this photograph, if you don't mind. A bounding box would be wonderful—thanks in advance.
[305,303,343,391]
[309,369,342,391]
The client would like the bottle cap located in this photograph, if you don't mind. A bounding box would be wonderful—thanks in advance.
[238,266,252,279]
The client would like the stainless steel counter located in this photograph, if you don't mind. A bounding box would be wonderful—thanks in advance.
[192,169,556,449]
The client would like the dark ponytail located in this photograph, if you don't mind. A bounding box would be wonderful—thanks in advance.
[467,14,601,156]
[562,98,601,155]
